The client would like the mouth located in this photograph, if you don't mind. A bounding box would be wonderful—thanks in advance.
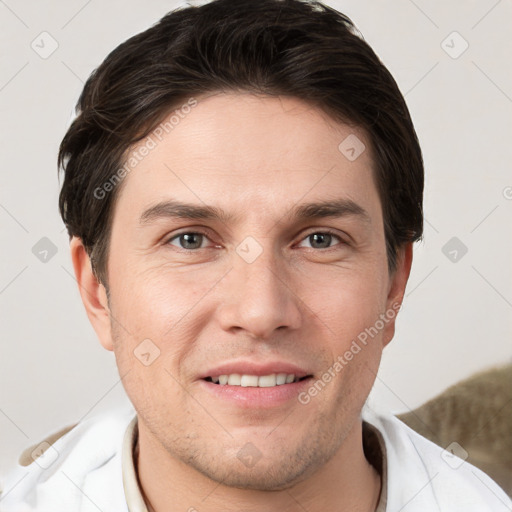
[199,371,315,408]
[203,373,313,387]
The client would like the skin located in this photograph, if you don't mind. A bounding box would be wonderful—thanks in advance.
[71,92,413,512]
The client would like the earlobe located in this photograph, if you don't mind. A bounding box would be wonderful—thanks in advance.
[69,236,114,351]
[382,243,414,347]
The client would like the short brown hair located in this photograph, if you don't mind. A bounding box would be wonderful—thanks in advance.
[58,0,424,288]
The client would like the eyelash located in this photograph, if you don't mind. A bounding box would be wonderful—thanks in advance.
[164,229,348,252]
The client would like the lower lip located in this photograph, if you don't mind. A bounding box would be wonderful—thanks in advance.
[197,377,313,408]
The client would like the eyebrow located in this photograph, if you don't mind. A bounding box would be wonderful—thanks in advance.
[139,198,371,226]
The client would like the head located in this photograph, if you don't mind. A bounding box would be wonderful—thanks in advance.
[61,0,423,492]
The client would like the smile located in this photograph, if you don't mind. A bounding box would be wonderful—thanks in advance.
[204,373,311,387]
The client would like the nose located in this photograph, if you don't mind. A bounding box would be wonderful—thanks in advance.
[216,242,302,340]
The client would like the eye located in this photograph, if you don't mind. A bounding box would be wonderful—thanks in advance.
[297,231,345,250]
[166,231,212,250]
[164,230,346,251]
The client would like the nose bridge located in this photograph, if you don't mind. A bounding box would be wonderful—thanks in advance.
[217,235,302,338]
[240,239,282,295]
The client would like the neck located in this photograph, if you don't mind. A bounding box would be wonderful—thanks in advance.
[136,418,381,512]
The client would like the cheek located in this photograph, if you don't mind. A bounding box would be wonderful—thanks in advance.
[111,261,217,330]
[311,274,386,402]
[108,265,221,384]
[305,265,388,341]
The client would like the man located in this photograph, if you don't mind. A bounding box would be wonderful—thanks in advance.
[1,0,510,510]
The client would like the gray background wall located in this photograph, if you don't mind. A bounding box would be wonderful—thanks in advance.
[1,0,511,480]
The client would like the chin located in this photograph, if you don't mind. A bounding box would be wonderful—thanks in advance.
[191,455,315,492]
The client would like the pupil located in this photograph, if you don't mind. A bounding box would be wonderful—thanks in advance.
[311,233,331,249]
[181,233,201,249]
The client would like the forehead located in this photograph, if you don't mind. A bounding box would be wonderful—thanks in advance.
[114,92,380,223]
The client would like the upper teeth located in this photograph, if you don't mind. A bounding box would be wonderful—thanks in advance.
[212,373,299,387]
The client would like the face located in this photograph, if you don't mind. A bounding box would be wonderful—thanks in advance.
[77,92,411,491]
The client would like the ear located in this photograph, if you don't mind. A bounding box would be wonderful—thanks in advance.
[381,243,413,348]
[70,236,113,351]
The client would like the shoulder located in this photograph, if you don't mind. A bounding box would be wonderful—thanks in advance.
[0,404,136,512]
[363,406,512,511]
[17,423,78,468]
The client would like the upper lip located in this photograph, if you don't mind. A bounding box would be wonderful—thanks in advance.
[199,360,312,380]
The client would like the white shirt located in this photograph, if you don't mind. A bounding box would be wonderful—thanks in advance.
[1,402,510,511]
